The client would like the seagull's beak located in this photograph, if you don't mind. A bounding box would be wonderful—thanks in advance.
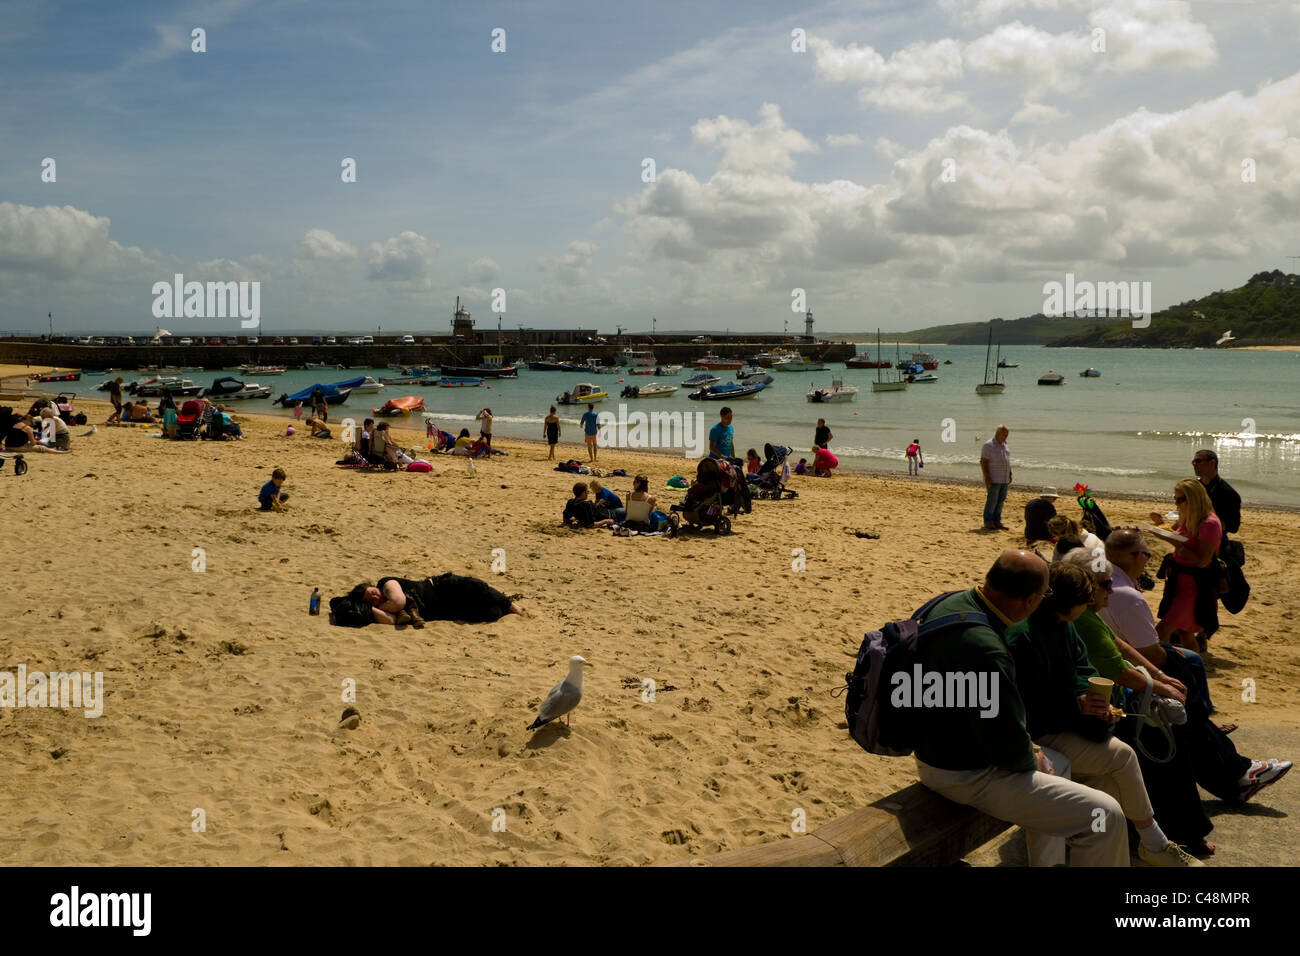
[583,661,595,669]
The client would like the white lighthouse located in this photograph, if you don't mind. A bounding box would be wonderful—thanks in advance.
[804,309,814,339]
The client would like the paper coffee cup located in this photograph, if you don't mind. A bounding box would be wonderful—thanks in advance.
[1088,677,1114,699]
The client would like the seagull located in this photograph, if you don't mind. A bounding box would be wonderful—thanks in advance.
[1216,330,1236,346]
[1193,311,1206,320]
[80,424,98,437]
[527,655,591,730]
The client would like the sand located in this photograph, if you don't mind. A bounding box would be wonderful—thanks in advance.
[1,369,1297,866]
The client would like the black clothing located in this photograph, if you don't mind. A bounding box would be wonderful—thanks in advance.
[1203,475,1241,535]
[813,425,831,448]
[1023,496,1058,542]
[562,498,600,527]
[545,421,559,445]
[378,573,513,623]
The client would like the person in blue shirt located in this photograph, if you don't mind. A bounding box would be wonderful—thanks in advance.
[589,479,622,513]
[579,403,600,462]
[708,407,735,462]
[259,467,288,512]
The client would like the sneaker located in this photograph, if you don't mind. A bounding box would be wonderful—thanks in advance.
[1138,842,1206,867]
[1238,759,1292,802]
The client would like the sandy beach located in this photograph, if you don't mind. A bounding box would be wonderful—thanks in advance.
[2,369,1297,866]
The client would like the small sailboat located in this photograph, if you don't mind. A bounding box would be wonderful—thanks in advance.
[871,331,907,393]
[975,328,1005,395]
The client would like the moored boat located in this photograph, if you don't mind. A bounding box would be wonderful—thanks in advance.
[557,382,607,404]
[436,377,484,388]
[1037,371,1066,385]
[682,372,720,388]
[441,354,519,378]
[909,350,939,370]
[772,355,828,372]
[33,370,81,383]
[807,377,859,403]
[237,365,286,376]
[688,381,766,400]
[273,380,353,405]
[871,334,908,393]
[620,382,678,398]
[845,353,891,369]
[976,330,1006,395]
[373,395,425,416]
[1080,368,1101,378]
[206,377,275,401]
[693,354,745,371]
[136,377,203,397]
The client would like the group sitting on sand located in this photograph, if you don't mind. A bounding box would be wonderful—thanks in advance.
[2,405,71,453]
[562,476,665,532]
[331,572,527,626]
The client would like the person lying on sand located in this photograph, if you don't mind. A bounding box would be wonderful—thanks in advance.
[339,573,527,626]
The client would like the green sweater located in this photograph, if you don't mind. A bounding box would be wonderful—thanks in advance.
[913,589,1036,773]
[1004,613,1104,741]
[1073,610,1131,706]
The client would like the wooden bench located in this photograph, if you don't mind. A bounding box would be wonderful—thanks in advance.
[675,782,1012,867]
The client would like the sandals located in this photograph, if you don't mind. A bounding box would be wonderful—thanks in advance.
[1217,723,1238,736]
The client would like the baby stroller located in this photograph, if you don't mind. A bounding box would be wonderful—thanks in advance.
[670,457,750,534]
[174,399,205,440]
[748,443,798,500]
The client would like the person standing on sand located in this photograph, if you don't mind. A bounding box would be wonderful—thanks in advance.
[476,407,494,450]
[580,403,600,461]
[709,407,735,462]
[906,438,923,475]
[980,424,1012,530]
[813,418,832,450]
[107,377,124,423]
[544,406,561,460]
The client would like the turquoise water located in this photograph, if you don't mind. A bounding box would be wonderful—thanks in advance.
[94,347,1300,507]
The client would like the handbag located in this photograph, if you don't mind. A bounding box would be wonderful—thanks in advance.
[1126,666,1187,764]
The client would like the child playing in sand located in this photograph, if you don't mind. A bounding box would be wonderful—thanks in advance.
[259,467,289,511]
[793,458,808,475]
[745,449,761,474]
[293,400,303,421]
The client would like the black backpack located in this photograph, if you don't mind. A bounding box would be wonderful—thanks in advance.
[329,595,372,627]
[841,591,989,756]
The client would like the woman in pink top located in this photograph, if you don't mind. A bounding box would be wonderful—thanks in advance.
[1149,478,1222,651]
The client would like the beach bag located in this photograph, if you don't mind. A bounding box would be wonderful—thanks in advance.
[650,509,668,531]
[328,595,372,627]
[839,591,989,757]
[1125,666,1187,764]
[1219,539,1249,614]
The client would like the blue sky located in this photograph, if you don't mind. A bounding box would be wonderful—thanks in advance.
[2,0,1299,335]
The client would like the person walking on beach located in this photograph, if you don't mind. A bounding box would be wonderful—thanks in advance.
[906,438,923,475]
[813,418,832,450]
[912,549,1129,866]
[980,424,1012,530]
[580,403,600,462]
[709,407,734,462]
[475,407,494,450]
[106,377,124,424]
[544,406,561,461]
[1192,450,1240,537]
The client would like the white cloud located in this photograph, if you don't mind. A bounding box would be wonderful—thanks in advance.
[825,133,863,147]
[466,256,502,283]
[366,231,438,288]
[538,241,599,286]
[0,203,154,279]
[1009,102,1070,126]
[299,228,358,262]
[692,102,818,174]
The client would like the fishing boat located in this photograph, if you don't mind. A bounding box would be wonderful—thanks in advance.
[682,372,720,388]
[373,395,426,416]
[620,382,679,398]
[975,329,1005,395]
[688,381,766,400]
[136,377,203,397]
[871,332,908,393]
[435,378,484,388]
[693,354,745,371]
[620,348,658,371]
[440,354,519,378]
[807,377,859,403]
[237,364,286,376]
[845,351,891,369]
[558,382,607,404]
[1037,371,1066,386]
[772,354,828,372]
[33,371,81,383]
[206,377,274,401]
[909,350,939,370]
[1080,368,1101,378]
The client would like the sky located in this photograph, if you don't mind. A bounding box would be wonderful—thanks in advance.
[1,0,1298,336]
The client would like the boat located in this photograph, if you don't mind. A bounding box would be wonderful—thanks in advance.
[629,366,656,376]
[558,383,607,404]
[807,377,859,403]
[381,375,438,386]
[905,371,939,383]
[975,329,1006,395]
[845,351,891,369]
[682,372,720,388]
[528,355,590,372]
[305,362,336,370]
[272,380,355,405]
[688,381,766,400]
[237,365,286,376]
[205,377,274,401]
[80,369,108,376]
[871,332,908,393]
[772,354,828,372]
[350,376,384,393]
[440,354,519,378]
[997,358,1019,368]
[436,377,484,388]
[585,357,618,374]
[653,364,682,375]
[33,371,81,383]
[753,349,799,368]
[1080,368,1101,378]
[1037,371,1066,386]
[909,350,939,370]
[620,382,679,398]
[736,369,774,385]
[693,354,745,371]
[620,348,657,371]
[136,377,203,397]
[373,396,426,416]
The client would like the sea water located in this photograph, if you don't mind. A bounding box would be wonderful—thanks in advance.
[101,346,1300,508]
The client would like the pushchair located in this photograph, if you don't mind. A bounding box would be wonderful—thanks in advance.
[670,457,751,534]
[174,399,205,440]
[748,443,798,500]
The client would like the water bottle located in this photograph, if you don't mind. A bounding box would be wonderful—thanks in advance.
[309,588,321,615]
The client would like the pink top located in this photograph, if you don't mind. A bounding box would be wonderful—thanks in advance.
[1174,514,1221,567]
[814,447,839,470]
[906,443,919,457]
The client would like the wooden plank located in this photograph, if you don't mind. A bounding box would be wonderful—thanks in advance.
[673,783,1011,867]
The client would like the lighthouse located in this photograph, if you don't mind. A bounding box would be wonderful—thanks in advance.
[804,308,814,340]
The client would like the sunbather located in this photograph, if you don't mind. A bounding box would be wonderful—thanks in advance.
[345,573,526,625]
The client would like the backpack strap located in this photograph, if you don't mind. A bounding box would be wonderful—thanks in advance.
[916,611,989,637]
[910,590,965,621]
